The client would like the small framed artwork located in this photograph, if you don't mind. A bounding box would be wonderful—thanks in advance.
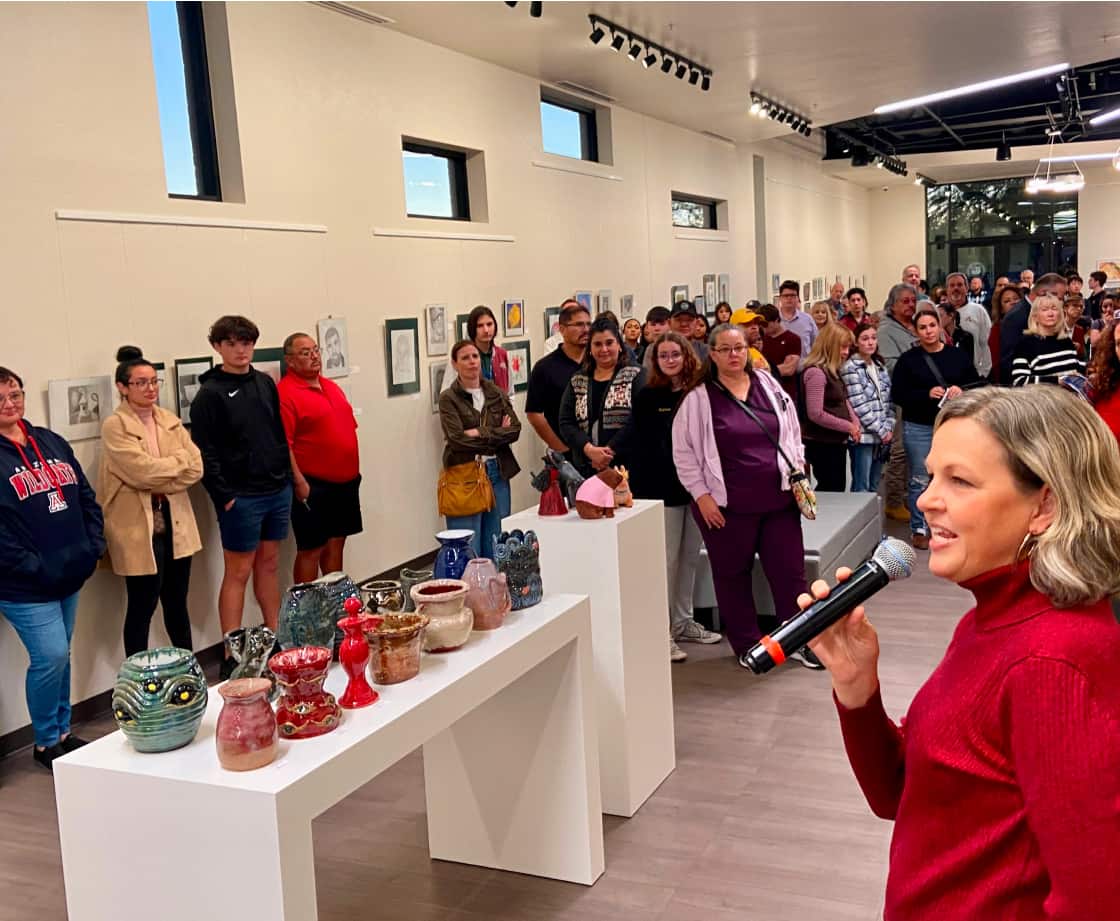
[429,361,449,413]
[505,339,531,393]
[694,295,705,314]
[455,313,471,343]
[802,282,810,303]
[173,357,213,427]
[703,274,717,310]
[150,361,174,412]
[317,317,349,379]
[770,273,780,295]
[385,318,420,396]
[48,375,114,442]
[503,299,525,337]
[574,291,593,312]
[671,284,689,303]
[596,289,612,316]
[544,306,561,338]
[425,303,449,356]
[252,347,285,385]
[619,294,634,319]
[719,273,731,304]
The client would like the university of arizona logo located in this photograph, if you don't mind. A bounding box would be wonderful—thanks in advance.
[8,458,76,513]
[47,491,69,513]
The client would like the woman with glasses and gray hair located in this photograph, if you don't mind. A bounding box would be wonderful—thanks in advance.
[0,365,104,771]
[805,385,1120,921]
[98,346,203,657]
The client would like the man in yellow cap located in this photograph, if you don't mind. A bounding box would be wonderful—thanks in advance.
[728,307,771,372]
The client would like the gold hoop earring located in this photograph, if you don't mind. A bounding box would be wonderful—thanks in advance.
[1016,532,1038,563]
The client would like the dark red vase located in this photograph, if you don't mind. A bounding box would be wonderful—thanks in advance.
[538,468,568,516]
[268,646,342,739]
[338,597,380,709]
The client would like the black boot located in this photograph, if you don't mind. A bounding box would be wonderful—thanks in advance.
[33,743,66,772]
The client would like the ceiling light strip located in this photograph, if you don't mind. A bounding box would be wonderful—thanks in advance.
[749,91,812,137]
[873,62,1070,115]
[587,14,712,91]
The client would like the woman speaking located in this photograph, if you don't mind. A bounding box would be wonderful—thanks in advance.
[805,386,1120,920]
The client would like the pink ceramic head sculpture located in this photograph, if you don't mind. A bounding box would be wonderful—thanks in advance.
[575,474,617,519]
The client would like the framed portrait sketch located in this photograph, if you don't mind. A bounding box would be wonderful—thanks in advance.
[429,361,448,413]
[802,282,811,303]
[671,284,689,303]
[252,347,284,385]
[574,291,593,312]
[596,289,612,316]
[317,317,349,379]
[719,273,731,304]
[703,274,717,310]
[455,313,470,343]
[694,295,705,314]
[173,357,213,427]
[502,299,525,337]
[544,306,561,338]
[619,294,634,319]
[504,340,531,393]
[385,318,420,396]
[425,303,448,356]
[47,375,114,442]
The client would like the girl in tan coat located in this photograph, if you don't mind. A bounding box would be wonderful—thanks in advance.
[98,347,203,655]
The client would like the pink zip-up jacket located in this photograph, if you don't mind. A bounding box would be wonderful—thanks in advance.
[671,370,805,507]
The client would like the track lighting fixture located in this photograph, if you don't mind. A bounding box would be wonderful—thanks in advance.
[996,134,1012,161]
[748,91,813,138]
[587,15,712,92]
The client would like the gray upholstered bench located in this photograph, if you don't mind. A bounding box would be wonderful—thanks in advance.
[693,492,882,623]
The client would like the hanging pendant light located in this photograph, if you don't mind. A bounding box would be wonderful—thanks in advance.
[1026,130,1085,194]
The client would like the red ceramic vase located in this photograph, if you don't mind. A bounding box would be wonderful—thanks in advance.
[216,677,278,771]
[338,597,381,709]
[538,468,568,516]
[268,646,342,739]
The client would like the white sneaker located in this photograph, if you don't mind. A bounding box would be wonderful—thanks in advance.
[670,637,687,662]
[676,620,722,645]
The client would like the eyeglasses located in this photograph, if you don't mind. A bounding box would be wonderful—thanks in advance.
[127,378,164,389]
[563,321,591,329]
[0,390,25,407]
[711,345,749,355]
[658,351,684,362]
[293,347,321,358]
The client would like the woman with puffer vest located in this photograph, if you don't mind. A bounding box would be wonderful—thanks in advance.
[98,346,203,657]
[801,323,861,492]
[0,365,104,771]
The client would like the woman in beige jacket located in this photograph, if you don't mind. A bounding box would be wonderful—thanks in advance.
[98,347,203,655]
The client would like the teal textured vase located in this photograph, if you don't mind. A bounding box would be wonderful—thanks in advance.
[112,647,208,753]
[278,572,359,654]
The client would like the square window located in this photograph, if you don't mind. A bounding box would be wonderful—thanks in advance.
[540,97,599,162]
[402,142,470,221]
[672,194,718,230]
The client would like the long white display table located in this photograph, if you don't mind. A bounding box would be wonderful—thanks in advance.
[503,499,675,817]
[54,594,604,921]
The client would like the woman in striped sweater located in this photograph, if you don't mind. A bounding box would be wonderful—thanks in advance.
[1010,294,1083,386]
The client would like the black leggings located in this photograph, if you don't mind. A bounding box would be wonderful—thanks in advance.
[123,506,194,656]
[804,440,848,492]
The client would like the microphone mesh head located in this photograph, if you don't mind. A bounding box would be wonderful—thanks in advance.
[873,537,917,581]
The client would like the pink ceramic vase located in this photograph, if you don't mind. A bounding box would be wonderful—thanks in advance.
[338,597,380,709]
[216,677,278,771]
[462,558,512,630]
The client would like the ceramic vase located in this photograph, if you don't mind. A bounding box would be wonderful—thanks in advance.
[537,468,568,516]
[433,529,476,579]
[461,558,512,630]
[268,646,342,739]
[356,577,405,614]
[363,613,429,685]
[314,571,361,649]
[224,624,278,699]
[112,647,208,753]
[493,529,544,610]
[398,567,434,611]
[337,597,380,709]
[277,579,341,654]
[215,678,278,771]
[411,579,473,652]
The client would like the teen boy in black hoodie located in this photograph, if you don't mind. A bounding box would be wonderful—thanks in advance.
[0,367,104,770]
[190,316,291,679]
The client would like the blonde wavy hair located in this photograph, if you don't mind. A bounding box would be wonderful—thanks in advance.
[936,385,1120,606]
[804,322,855,377]
[1025,293,1069,338]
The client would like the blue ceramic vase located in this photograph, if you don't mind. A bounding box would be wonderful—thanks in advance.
[493,529,543,610]
[112,647,208,753]
[278,572,359,654]
[433,529,476,580]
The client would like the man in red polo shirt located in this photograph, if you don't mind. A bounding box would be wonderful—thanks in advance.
[278,332,362,583]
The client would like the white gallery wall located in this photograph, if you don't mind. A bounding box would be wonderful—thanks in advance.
[0,1,880,735]
[867,184,926,302]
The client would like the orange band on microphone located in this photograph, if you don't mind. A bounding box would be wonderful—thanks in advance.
[759,634,785,666]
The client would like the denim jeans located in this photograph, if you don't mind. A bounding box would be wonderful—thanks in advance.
[0,591,79,747]
[849,444,884,493]
[445,458,511,558]
[902,422,934,534]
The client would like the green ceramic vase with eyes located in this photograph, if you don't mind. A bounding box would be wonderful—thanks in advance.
[112,647,209,753]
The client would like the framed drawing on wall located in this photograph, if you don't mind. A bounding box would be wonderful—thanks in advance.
[150,361,174,412]
[574,291,593,312]
[316,317,349,379]
[671,284,689,303]
[802,282,811,303]
[455,313,470,343]
[47,375,114,442]
[425,303,449,357]
[385,318,420,396]
[544,306,561,338]
[596,289,612,316]
[719,273,731,304]
[252,347,284,385]
[503,299,525,337]
[504,340,531,393]
[703,274,717,310]
[173,357,213,427]
[693,295,705,314]
[619,294,634,319]
[429,361,448,413]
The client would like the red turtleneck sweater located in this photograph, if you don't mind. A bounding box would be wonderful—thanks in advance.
[836,561,1120,920]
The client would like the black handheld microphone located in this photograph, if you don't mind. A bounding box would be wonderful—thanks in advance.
[742,537,916,674]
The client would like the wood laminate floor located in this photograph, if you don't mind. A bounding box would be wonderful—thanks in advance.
[0,520,969,921]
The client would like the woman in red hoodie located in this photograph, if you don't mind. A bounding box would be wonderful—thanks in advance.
[805,385,1120,921]
[1088,321,1120,442]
